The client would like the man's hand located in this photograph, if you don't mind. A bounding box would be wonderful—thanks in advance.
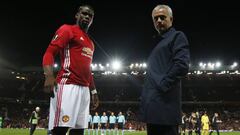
[91,94,99,110]
[44,75,56,97]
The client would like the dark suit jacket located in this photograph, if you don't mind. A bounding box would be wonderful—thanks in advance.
[140,27,190,125]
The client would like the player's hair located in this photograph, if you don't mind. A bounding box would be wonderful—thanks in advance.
[78,4,94,14]
[153,4,173,17]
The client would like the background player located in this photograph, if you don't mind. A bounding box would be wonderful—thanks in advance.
[29,107,40,135]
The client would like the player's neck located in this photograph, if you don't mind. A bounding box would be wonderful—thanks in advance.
[77,23,89,33]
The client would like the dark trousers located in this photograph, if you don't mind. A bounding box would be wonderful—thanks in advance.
[147,124,178,135]
[30,124,37,135]
[118,123,124,130]
[109,123,115,129]
[101,123,107,129]
[180,125,186,135]
[88,122,92,129]
[195,127,201,135]
[209,126,220,135]
[188,130,193,135]
[93,123,98,129]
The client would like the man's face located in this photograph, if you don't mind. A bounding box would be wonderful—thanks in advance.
[192,112,196,118]
[76,6,94,29]
[36,107,40,112]
[152,7,172,34]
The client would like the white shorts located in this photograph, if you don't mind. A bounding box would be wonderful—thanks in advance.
[48,84,90,130]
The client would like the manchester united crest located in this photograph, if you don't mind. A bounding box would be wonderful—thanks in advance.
[62,115,70,123]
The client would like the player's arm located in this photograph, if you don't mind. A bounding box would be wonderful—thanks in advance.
[200,117,202,126]
[29,111,35,123]
[43,66,55,94]
[217,119,222,123]
[42,25,72,95]
[105,117,108,126]
[98,116,101,126]
[89,73,99,110]
[90,116,93,124]
[43,44,62,96]
[123,116,126,125]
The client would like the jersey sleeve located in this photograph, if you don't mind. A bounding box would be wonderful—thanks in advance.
[50,25,73,48]
[42,25,73,66]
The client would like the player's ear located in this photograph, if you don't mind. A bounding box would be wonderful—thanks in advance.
[170,16,173,22]
[75,12,80,19]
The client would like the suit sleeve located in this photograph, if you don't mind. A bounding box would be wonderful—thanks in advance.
[42,25,73,66]
[159,32,190,92]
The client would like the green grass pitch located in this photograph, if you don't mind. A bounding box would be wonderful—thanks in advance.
[0,129,239,135]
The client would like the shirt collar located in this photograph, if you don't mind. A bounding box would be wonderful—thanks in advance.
[160,27,175,38]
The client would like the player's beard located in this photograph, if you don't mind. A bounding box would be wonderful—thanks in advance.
[80,22,88,29]
[78,20,90,32]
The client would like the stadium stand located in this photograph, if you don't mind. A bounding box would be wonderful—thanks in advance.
[0,63,239,131]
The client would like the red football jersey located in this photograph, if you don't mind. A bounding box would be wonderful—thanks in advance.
[43,24,95,89]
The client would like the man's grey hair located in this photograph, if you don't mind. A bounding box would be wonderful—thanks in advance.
[153,5,173,17]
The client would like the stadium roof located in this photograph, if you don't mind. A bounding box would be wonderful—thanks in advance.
[0,0,239,67]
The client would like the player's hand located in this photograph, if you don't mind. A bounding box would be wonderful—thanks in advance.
[44,75,56,97]
[91,94,99,110]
